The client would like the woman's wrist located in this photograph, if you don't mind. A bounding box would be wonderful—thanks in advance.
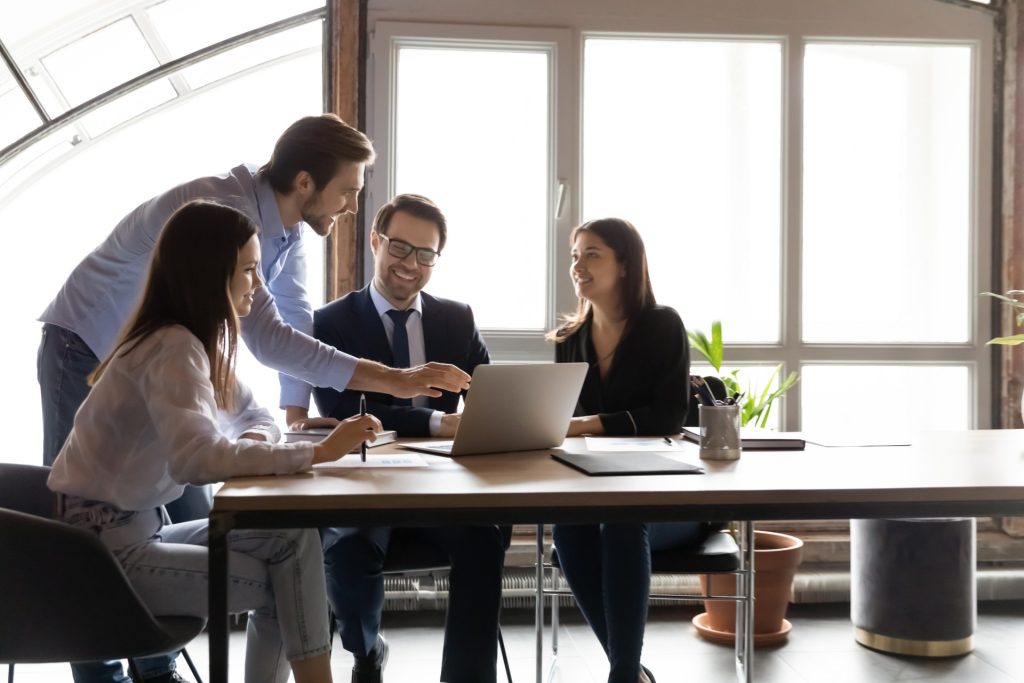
[568,415,604,437]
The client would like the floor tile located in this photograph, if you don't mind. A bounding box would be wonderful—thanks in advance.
[8,601,1024,682]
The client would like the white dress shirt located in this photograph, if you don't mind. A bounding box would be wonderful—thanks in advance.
[48,325,313,511]
[368,282,444,435]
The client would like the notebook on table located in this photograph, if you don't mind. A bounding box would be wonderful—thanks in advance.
[681,426,805,450]
[284,428,397,450]
[551,450,704,476]
[400,362,588,457]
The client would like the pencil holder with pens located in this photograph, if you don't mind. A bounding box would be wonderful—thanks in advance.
[698,404,741,461]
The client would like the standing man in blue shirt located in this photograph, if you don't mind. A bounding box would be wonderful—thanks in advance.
[37,116,470,683]
[290,194,507,683]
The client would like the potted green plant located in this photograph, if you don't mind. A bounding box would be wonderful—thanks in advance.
[980,291,1024,537]
[687,321,804,646]
[981,290,1024,345]
[688,320,798,427]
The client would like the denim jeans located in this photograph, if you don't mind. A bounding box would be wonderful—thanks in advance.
[37,324,210,681]
[552,521,707,683]
[323,525,508,683]
[63,498,332,683]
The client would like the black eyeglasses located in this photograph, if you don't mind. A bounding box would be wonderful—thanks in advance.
[380,234,441,267]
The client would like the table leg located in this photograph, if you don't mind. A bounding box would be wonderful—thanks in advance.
[535,526,544,683]
[734,520,755,683]
[209,511,230,683]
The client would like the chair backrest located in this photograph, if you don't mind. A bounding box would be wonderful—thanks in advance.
[383,529,452,573]
[0,463,205,665]
[0,507,204,664]
[684,375,729,427]
[0,463,56,518]
[649,529,739,573]
[549,526,737,573]
[383,525,513,574]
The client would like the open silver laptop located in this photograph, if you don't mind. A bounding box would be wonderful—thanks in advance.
[401,362,588,456]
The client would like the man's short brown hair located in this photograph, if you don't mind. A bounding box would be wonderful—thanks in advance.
[261,114,375,193]
[372,194,448,252]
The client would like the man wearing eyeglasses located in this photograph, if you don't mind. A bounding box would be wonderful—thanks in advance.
[290,194,507,683]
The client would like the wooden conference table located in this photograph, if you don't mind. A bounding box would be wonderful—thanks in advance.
[208,430,1024,683]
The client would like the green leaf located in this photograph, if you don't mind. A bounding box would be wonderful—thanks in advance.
[988,334,1024,346]
[722,373,741,397]
[687,329,713,365]
[688,322,724,372]
[980,291,1020,304]
[710,320,723,371]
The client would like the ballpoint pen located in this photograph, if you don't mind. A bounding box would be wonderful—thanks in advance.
[359,393,367,463]
[692,377,717,406]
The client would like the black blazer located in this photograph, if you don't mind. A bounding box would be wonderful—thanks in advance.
[312,285,489,436]
[554,305,689,436]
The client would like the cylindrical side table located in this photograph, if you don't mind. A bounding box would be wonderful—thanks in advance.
[851,517,976,657]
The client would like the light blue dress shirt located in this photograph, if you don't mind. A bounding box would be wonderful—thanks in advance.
[368,282,443,434]
[39,163,356,409]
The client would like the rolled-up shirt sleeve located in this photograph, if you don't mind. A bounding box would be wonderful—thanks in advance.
[241,283,357,404]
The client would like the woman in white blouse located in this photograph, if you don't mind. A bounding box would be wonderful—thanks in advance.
[48,200,379,683]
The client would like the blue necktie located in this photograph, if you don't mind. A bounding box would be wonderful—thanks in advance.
[386,309,413,369]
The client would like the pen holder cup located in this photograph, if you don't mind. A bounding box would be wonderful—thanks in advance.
[698,404,741,461]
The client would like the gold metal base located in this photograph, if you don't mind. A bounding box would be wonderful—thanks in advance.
[854,627,973,658]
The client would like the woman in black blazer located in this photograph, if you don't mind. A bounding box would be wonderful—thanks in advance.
[550,218,706,683]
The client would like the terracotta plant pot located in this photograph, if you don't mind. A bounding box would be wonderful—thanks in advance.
[693,529,804,646]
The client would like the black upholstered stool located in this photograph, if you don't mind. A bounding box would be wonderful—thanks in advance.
[851,517,976,657]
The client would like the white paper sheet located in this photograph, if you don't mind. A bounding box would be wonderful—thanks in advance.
[583,436,683,452]
[312,453,429,469]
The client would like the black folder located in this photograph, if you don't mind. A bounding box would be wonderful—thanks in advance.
[551,451,704,476]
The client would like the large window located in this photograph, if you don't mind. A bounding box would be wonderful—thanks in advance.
[0,1,325,466]
[369,0,994,433]
[583,36,782,343]
[389,41,552,330]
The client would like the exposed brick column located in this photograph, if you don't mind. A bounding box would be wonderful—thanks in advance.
[325,0,364,301]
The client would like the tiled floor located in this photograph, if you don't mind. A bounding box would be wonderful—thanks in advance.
[8,602,1024,682]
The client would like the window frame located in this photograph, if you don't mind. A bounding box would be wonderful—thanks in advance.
[366,21,575,361]
[366,0,995,431]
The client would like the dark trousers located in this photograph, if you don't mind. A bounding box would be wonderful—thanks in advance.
[552,521,707,683]
[323,524,508,683]
[37,323,211,683]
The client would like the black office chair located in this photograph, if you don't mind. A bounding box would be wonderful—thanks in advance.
[534,375,745,683]
[534,527,741,682]
[328,527,514,683]
[0,464,204,683]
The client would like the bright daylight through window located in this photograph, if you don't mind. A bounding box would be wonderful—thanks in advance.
[0,0,324,466]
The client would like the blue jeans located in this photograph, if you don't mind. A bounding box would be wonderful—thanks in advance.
[322,525,508,683]
[37,324,211,682]
[552,521,707,683]
[62,498,330,683]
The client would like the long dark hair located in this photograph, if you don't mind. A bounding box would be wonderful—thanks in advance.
[548,217,656,342]
[90,200,258,410]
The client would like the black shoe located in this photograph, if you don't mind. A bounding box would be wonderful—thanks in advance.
[142,673,193,683]
[351,634,389,683]
[640,664,657,683]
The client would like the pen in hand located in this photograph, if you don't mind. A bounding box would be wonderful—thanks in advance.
[360,393,367,463]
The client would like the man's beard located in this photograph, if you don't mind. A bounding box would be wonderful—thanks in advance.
[301,204,336,237]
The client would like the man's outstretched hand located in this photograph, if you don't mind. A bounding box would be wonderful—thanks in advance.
[350,359,471,399]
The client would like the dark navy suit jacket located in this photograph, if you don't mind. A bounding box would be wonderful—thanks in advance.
[312,284,489,437]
